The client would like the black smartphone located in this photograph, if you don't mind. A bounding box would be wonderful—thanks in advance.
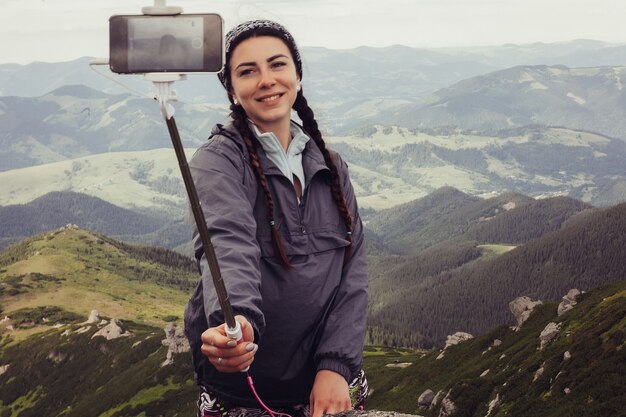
[109,14,223,74]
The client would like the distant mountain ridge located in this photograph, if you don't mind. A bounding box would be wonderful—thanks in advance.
[380,65,626,140]
[3,40,626,99]
[0,86,227,170]
[0,191,177,250]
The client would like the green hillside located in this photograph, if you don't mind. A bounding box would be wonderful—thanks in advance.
[0,225,196,328]
[0,316,197,417]
[0,224,624,416]
[366,187,591,256]
[368,201,626,348]
[364,279,626,417]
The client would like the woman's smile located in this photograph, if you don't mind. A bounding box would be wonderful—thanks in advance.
[229,36,300,136]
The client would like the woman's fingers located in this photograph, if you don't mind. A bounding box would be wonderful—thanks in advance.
[200,318,258,373]
[209,344,258,372]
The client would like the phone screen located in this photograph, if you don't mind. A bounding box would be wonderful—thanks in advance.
[109,14,223,74]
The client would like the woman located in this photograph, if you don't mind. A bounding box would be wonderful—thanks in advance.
[184,20,368,417]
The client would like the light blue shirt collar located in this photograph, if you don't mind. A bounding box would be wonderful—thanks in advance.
[249,121,311,193]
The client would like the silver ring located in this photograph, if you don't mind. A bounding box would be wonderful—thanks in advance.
[217,357,223,365]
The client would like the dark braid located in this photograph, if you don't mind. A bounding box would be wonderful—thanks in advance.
[293,90,354,263]
[230,104,292,269]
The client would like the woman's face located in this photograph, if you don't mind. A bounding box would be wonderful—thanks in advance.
[229,36,300,133]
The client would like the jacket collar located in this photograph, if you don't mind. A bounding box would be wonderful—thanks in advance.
[213,121,330,182]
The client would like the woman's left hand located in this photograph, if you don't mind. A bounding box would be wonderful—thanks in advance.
[309,370,351,417]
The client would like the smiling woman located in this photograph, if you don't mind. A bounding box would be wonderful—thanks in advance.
[183,19,369,417]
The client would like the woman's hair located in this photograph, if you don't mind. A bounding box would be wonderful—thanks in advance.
[221,21,353,268]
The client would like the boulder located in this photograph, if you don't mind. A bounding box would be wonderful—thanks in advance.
[161,322,190,366]
[438,391,456,417]
[91,319,131,340]
[0,364,9,376]
[486,394,501,417]
[509,296,543,330]
[417,389,435,410]
[533,363,545,382]
[86,310,100,324]
[431,390,444,408]
[563,351,572,361]
[539,322,561,350]
[558,289,581,316]
[444,332,473,349]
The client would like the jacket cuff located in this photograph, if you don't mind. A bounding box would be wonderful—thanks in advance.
[316,358,351,383]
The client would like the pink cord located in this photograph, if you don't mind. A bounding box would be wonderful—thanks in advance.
[246,372,293,417]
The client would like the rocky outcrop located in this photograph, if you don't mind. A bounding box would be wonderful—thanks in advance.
[161,322,190,366]
[445,332,474,348]
[438,391,456,417]
[558,289,581,316]
[533,362,545,382]
[539,322,561,349]
[85,309,100,324]
[509,296,543,330]
[437,332,474,359]
[486,394,501,417]
[91,319,131,340]
[417,389,435,410]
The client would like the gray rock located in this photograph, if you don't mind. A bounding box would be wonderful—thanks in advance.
[431,390,445,408]
[558,289,581,316]
[86,309,100,324]
[0,364,9,376]
[418,389,435,410]
[509,296,543,330]
[438,391,456,417]
[486,394,501,417]
[91,319,131,340]
[444,332,474,348]
[533,363,545,382]
[161,322,190,366]
[563,350,572,360]
[539,322,561,350]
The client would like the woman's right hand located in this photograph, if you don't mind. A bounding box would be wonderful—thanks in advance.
[200,315,257,372]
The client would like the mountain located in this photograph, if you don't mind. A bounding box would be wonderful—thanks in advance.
[328,125,626,208]
[365,187,592,255]
[3,40,626,100]
[1,227,623,416]
[381,65,626,140]
[0,85,227,170]
[0,225,196,323]
[367,201,626,348]
[2,123,625,225]
[365,188,533,255]
[0,191,178,250]
[0,226,200,416]
[364,279,626,417]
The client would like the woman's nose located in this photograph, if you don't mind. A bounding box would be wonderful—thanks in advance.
[258,69,276,88]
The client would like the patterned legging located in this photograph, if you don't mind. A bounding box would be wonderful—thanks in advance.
[198,370,369,417]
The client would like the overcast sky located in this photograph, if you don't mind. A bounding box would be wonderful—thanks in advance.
[2,0,626,65]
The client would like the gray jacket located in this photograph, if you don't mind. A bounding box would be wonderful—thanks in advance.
[184,122,368,407]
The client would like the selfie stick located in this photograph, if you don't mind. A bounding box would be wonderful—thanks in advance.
[145,77,241,341]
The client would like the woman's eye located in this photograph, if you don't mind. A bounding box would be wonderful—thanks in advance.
[271,61,287,69]
[239,69,254,76]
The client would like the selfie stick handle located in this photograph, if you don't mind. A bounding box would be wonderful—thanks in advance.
[149,77,238,333]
